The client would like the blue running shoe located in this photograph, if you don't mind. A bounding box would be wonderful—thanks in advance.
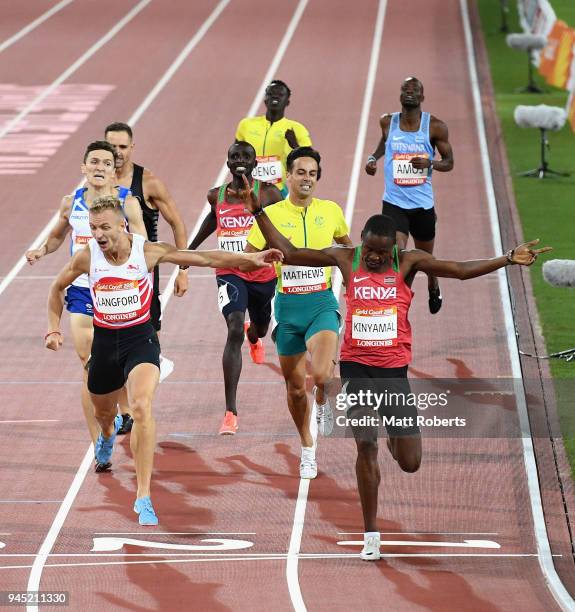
[94,415,123,468]
[134,496,158,526]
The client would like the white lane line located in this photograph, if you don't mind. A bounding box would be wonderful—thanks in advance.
[1,552,561,571]
[93,532,256,535]
[286,2,387,612]
[0,0,152,300]
[24,3,232,608]
[337,539,500,549]
[160,0,310,307]
[0,419,59,423]
[0,0,77,55]
[0,501,63,504]
[338,532,500,535]
[459,1,574,610]
[0,0,151,143]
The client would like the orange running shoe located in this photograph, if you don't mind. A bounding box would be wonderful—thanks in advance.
[244,322,265,364]
[218,411,238,435]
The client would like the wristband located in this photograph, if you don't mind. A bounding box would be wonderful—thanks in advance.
[429,159,434,170]
[44,331,62,341]
[179,265,188,271]
[253,207,265,218]
[506,249,515,264]
[367,155,377,164]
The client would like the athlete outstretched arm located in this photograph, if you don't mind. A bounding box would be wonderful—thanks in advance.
[26,196,73,264]
[145,242,283,273]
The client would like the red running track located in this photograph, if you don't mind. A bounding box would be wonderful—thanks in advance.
[0,1,573,610]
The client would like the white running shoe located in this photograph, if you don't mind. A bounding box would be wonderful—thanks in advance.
[159,355,174,383]
[299,456,318,479]
[313,386,334,437]
[360,533,381,561]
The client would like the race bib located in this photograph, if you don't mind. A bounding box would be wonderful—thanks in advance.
[351,306,397,347]
[392,153,429,186]
[94,279,141,320]
[281,265,327,294]
[74,235,91,245]
[217,283,231,312]
[217,234,247,252]
[252,156,282,184]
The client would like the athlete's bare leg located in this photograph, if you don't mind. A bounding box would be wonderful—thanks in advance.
[353,434,380,533]
[126,363,159,499]
[279,353,312,447]
[387,435,422,473]
[69,313,99,443]
[222,311,246,415]
[306,330,338,405]
[90,389,121,438]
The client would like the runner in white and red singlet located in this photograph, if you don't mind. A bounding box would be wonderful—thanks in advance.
[45,195,282,526]
[234,183,551,561]
[188,142,282,434]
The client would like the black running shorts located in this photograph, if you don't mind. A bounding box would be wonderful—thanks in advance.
[88,322,160,395]
[216,274,276,325]
[382,201,436,242]
[339,361,420,438]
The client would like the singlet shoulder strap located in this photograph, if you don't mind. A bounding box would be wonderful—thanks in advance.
[253,179,261,197]
[390,112,400,131]
[352,246,361,272]
[421,111,430,137]
[392,244,400,272]
[117,186,131,204]
[217,183,227,204]
[131,163,144,187]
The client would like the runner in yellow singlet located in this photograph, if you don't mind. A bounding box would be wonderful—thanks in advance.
[245,146,352,479]
[236,80,311,197]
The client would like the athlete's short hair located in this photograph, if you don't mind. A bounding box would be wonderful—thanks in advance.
[105,122,133,140]
[266,79,291,97]
[89,195,123,217]
[229,140,256,157]
[286,146,322,180]
[361,215,396,240]
[83,140,117,163]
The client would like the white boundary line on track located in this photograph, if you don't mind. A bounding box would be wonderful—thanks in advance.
[0,0,151,143]
[23,2,232,609]
[0,0,152,300]
[160,0,310,309]
[0,0,77,55]
[0,0,74,53]
[459,1,574,610]
[284,3,387,611]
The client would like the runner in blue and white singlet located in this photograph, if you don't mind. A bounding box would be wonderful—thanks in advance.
[365,77,454,315]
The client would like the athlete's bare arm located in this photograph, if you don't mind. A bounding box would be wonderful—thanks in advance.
[144,242,283,273]
[401,240,551,285]
[46,247,91,350]
[411,117,454,172]
[334,234,353,247]
[365,114,392,176]
[26,196,72,264]
[188,188,218,250]
[123,195,148,239]
[143,169,189,296]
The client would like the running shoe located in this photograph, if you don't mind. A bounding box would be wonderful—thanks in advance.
[117,413,133,435]
[313,386,334,436]
[244,322,265,364]
[428,285,442,314]
[218,411,238,435]
[159,355,174,383]
[134,496,158,526]
[94,414,122,470]
[299,456,318,479]
[360,533,381,561]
